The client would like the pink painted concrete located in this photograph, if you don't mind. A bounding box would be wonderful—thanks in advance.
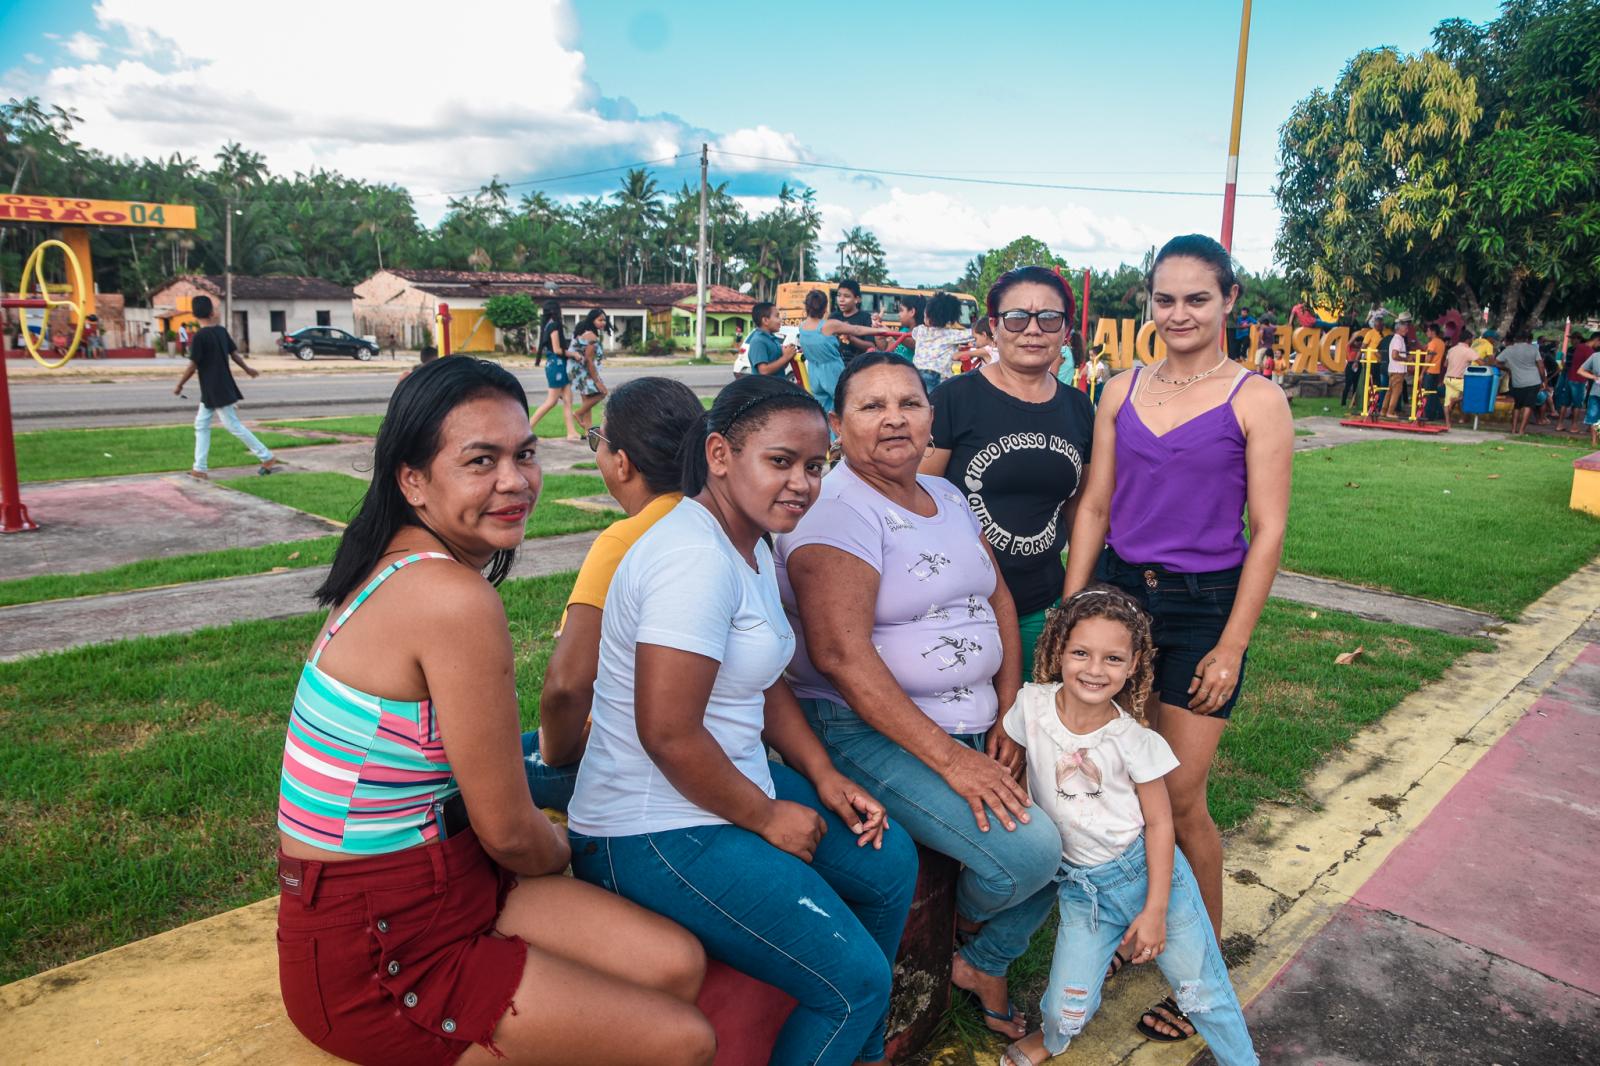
[1354,645,1600,995]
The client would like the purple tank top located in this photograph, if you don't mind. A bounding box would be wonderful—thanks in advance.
[1107,366,1252,572]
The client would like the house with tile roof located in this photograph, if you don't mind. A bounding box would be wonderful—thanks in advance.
[354,269,758,353]
[149,275,358,353]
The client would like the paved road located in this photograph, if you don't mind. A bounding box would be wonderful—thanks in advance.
[9,362,737,429]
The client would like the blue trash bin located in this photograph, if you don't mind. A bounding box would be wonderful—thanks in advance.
[1461,365,1499,415]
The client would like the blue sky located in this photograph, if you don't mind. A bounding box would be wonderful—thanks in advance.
[2,0,1503,282]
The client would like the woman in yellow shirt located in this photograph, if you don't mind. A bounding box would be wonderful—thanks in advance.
[523,377,707,808]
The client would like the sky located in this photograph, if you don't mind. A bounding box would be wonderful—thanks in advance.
[0,0,1504,284]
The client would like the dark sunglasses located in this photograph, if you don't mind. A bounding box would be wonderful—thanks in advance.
[998,309,1067,333]
[586,425,609,452]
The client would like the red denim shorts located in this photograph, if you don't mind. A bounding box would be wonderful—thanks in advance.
[276,828,527,1065]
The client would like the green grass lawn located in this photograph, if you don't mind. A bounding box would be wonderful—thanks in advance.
[0,475,615,609]
[1289,396,1349,419]
[219,471,616,538]
[257,416,383,437]
[15,425,334,483]
[1285,439,1600,617]
[0,572,569,984]
[218,471,368,523]
[268,396,714,440]
[0,537,340,609]
[0,594,1483,985]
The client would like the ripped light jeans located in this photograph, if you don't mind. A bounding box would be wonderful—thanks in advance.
[1041,834,1258,1065]
[568,762,918,1066]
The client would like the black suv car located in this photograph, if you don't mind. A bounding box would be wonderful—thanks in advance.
[280,327,380,361]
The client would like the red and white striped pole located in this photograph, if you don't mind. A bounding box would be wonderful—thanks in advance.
[1219,0,1253,252]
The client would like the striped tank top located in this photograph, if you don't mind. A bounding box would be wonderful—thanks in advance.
[278,552,459,854]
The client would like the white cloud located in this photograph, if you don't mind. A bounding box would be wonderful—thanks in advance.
[64,32,104,61]
[713,126,812,171]
[1,0,809,222]
[853,188,1168,283]
[22,54,43,65]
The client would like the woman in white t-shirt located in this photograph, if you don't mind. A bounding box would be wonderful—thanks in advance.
[997,588,1258,1066]
[567,374,917,1066]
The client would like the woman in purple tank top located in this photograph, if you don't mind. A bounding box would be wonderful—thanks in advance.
[1064,235,1292,1045]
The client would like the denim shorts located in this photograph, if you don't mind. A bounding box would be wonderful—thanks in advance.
[1094,547,1248,719]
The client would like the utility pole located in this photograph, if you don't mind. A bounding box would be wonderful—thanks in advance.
[224,196,234,335]
[1219,0,1253,251]
[695,143,709,362]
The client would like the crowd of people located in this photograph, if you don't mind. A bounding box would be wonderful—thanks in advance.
[272,235,1292,1066]
[1232,303,1600,443]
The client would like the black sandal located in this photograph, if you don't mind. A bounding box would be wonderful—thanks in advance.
[1135,996,1195,1042]
[1106,950,1130,981]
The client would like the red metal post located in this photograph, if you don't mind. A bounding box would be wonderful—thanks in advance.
[1220,0,1253,251]
[438,303,452,356]
[0,296,45,532]
[1080,268,1091,344]
[0,353,37,532]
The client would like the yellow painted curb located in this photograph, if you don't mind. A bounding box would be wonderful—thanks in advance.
[0,898,337,1064]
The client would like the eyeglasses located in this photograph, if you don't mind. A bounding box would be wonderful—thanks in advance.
[586,426,610,452]
[998,309,1067,333]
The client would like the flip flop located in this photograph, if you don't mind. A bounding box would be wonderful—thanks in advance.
[953,987,1026,1038]
[1135,996,1195,1043]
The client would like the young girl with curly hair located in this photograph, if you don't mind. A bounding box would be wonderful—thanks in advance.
[998,587,1258,1066]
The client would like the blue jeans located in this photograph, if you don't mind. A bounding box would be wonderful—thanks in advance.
[569,762,917,1066]
[520,729,578,812]
[1041,835,1258,1064]
[193,403,273,472]
[801,698,1061,979]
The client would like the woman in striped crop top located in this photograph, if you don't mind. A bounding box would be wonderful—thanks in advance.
[1063,235,1292,1046]
[275,357,714,1066]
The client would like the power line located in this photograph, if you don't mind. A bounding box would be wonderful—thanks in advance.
[708,149,1276,199]
[429,154,693,198]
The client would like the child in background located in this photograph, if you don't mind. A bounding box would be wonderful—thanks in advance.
[1087,347,1109,405]
[1578,342,1600,448]
[1255,313,1277,373]
[998,588,1259,1066]
[957,315,998,373]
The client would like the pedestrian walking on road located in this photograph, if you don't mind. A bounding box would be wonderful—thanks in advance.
[527,299,581,441]
[172,295,278,480]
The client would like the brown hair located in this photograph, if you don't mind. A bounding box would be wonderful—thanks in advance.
[1031,585,1155,724]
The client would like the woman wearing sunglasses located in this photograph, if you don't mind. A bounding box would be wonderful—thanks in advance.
[922,266,1096,679]
[522,376,707,811]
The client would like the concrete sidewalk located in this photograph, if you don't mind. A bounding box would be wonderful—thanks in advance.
[1227,630,1600,1064]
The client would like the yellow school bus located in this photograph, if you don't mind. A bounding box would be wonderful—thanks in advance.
[774,282,980,327]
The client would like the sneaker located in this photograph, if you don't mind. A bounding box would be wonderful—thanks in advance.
[185,469,209,481]
[258,458,281,476]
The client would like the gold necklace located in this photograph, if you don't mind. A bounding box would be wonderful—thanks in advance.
[1137,357,1231,408]
[1151,354,1230,386]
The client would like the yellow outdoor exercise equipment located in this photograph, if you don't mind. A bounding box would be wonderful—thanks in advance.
[13,238,87,369]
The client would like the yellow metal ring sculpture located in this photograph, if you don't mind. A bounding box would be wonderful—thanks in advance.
[16,239,86,369]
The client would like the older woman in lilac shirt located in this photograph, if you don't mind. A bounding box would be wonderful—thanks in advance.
[776,352,1062,1042]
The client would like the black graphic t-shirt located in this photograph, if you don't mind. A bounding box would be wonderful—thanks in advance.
[929,370,1095,615]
